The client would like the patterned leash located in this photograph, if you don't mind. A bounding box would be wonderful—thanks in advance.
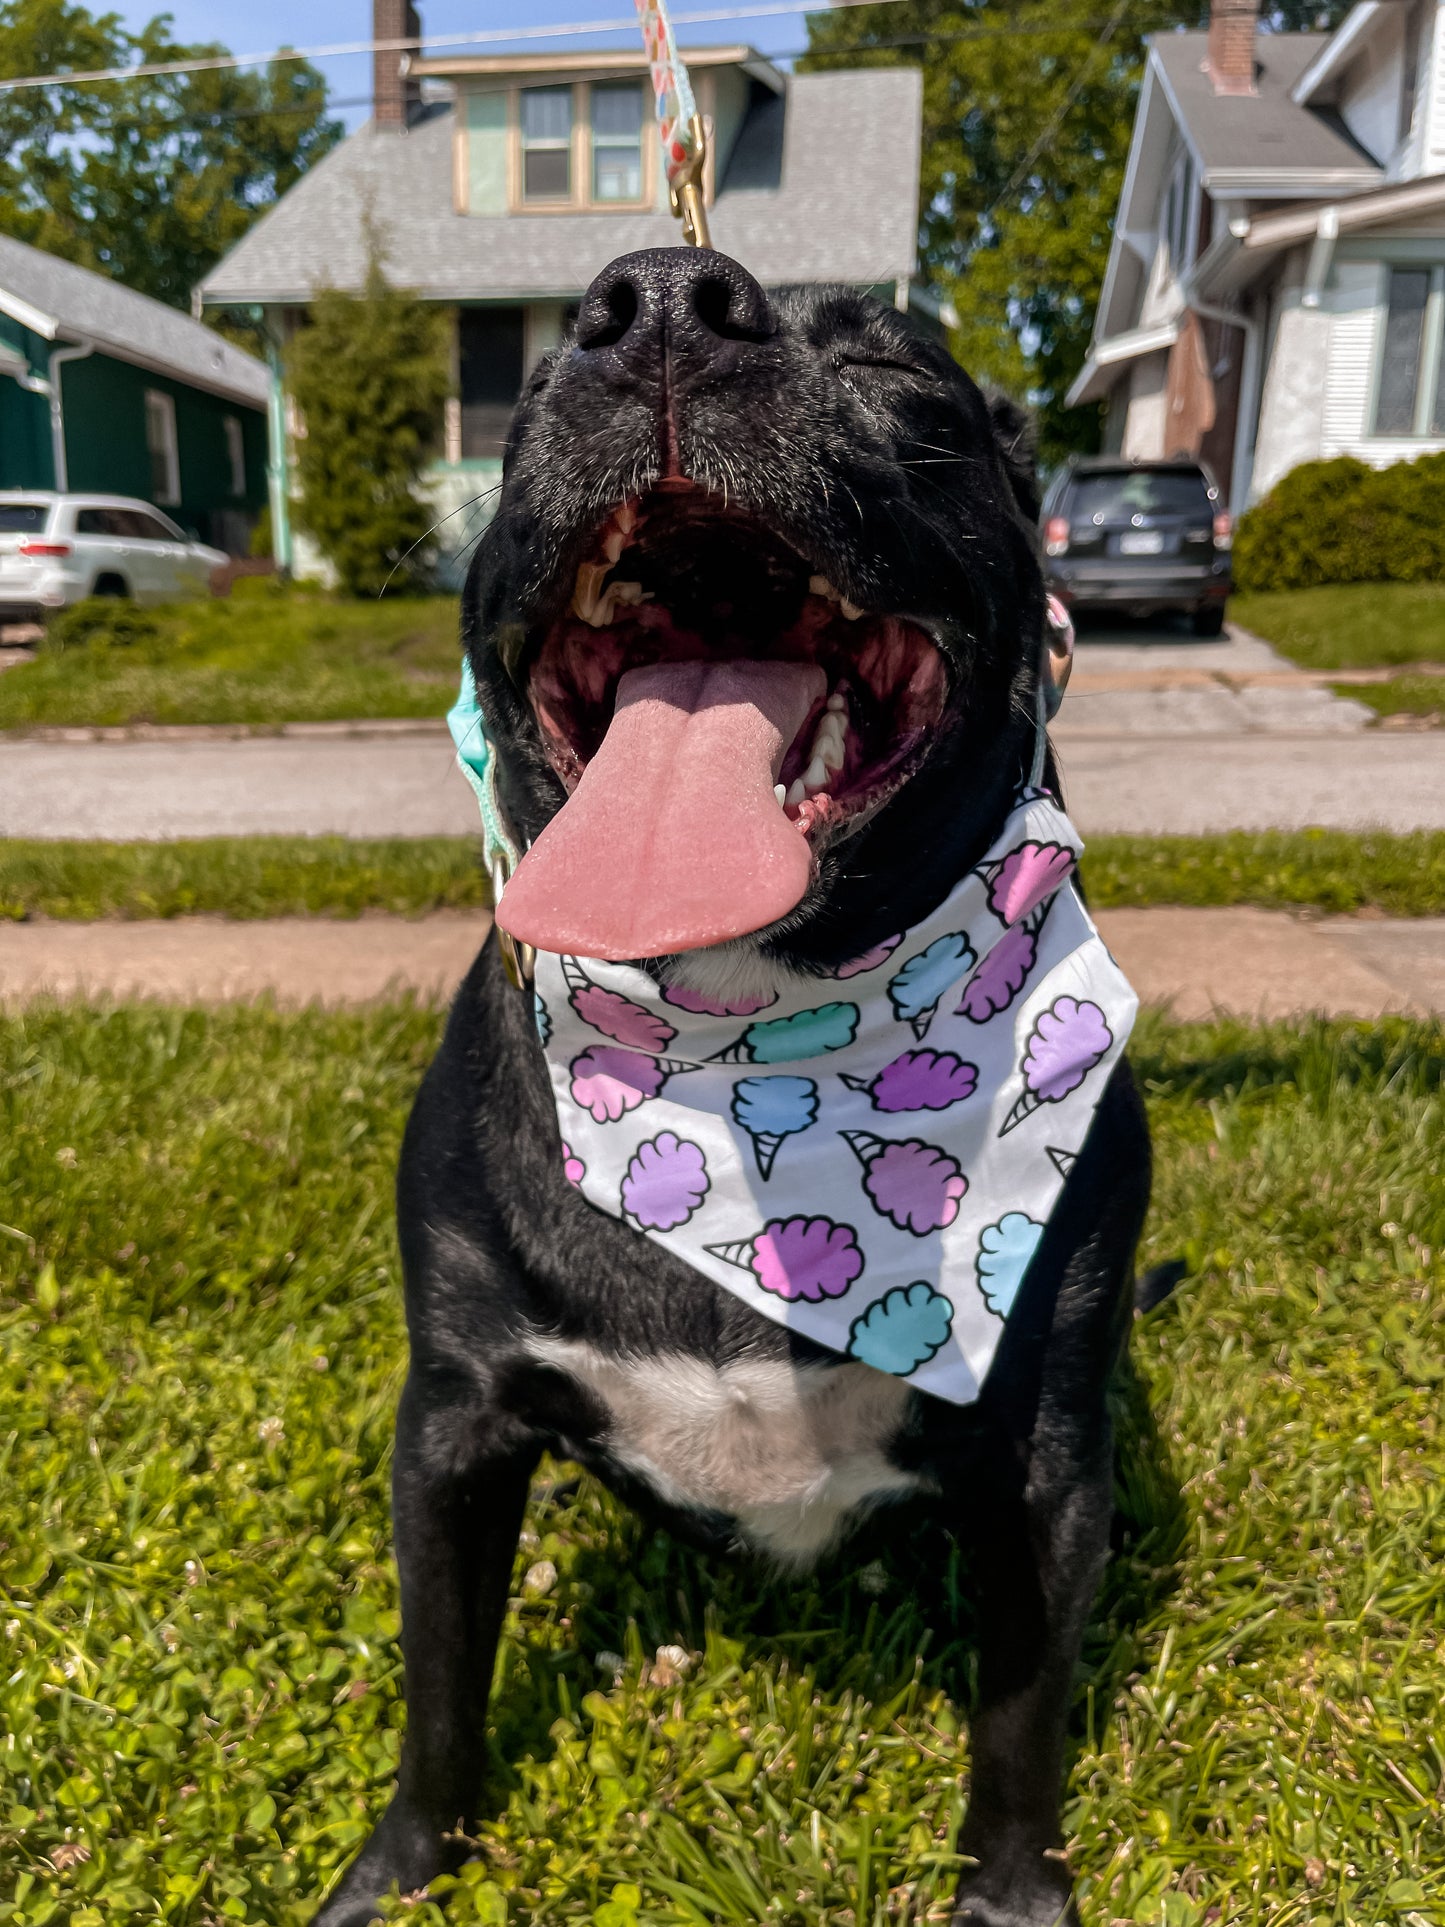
[635,0,711,247]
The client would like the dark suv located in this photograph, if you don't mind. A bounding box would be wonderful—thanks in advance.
[1040,458,1232,635]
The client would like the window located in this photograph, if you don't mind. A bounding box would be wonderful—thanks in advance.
[1374,267,1445,436]
[224,415,247,497]
[0,501,50,533]
[1163,152,1195,272]
[1067,469,1215,521]
[120,508,181,542]
[520,86,572,202]
[459,307,526,459]
[591,81,644,202]
[144,389,180,504]
[76,507,128,536]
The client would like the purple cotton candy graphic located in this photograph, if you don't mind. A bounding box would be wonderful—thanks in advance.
[987,841,1075,926]
[707,1216,863,1302]
[562,958,678,1051]
[956,919,1039,1024]
[832,934,903,979]
[841,1130,968,1235]
[561,1140,586,1186]
[622,1133,709,1231]
[661,983,777,1017]
[999,997,1114,1135]
[570,1046,667,1124]
[844,1049,979,1114]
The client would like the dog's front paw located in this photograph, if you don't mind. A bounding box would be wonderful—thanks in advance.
[951,1854,1078,1927]
[313,1810,467,1927]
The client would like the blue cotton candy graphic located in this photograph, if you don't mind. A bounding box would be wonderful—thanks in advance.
[714,1002,860,1064]
[975,1213,1044,1318]
[730,1076,819,1179]
[848,1281,953,1376]
[887,933,977,1040]
[534,992,552,1046]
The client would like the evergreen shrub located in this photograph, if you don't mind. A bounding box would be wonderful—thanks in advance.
[287,262,451,598]
[44,599,161,650]
[1235,451,1445,591]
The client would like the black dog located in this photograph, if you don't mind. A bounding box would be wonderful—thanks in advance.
[315,249,1151,1927]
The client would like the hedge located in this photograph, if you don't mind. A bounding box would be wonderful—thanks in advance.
[1234,450,1445,592]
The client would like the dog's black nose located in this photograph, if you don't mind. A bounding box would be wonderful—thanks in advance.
[575,247,775,382]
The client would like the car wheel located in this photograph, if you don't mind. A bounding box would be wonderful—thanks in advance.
[92,573,131,599]
[1192,605,1226,638]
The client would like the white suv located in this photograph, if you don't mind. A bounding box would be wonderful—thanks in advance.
[0,492,230,619]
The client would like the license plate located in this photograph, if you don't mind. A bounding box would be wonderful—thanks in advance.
[1119,530,1165,556]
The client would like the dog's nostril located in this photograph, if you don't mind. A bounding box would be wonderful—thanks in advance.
[692,271,772,344]
[579,277,639,350]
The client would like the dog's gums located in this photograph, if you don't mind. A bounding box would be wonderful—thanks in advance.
[528,484,948,839]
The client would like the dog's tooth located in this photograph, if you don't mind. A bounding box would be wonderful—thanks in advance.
[803,756,829,793]
[785,778,807,807]
[840,598,865,621]
[809,574,840,601]
[615,502,637,534]
[572,562,610,624]
[774,783,787,807]
[603,528,625,564]
[818,732,846,774]
[610,580,647,606]
[826,693,847,714]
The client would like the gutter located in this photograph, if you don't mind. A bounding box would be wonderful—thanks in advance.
[47,339,94,492]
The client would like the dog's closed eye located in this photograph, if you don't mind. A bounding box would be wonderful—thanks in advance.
[836,354,925,379]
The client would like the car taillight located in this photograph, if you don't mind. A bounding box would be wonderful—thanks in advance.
[1212,513,1233,551]
[17,540,71,558]
[1044,515,1071,557]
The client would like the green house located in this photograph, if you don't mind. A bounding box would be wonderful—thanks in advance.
[0,232,270,555]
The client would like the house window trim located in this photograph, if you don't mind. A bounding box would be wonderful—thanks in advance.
[508,78,657,214]
[144,388,181,506]
[1370,262,1445,439]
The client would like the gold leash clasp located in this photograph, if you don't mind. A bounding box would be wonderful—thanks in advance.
[670,113,712,249]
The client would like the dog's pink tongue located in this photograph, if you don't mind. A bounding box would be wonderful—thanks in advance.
[497,658,824,961]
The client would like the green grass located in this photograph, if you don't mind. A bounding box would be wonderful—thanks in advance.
[1,1004,1443,1925]
[1333,676,1445,722]
[1232,582,1445,670]
[0,589,461,731]
[5,829,1445,925]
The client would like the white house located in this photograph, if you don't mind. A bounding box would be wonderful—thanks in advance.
[1073,0,1445,507]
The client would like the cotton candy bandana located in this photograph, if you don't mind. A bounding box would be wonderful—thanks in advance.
[531,789,1137,1406]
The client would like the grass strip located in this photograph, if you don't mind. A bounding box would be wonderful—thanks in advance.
[0,1004,1441,1924]
[1333,675,1444,722]
[5,829,1445,924]
[1232,581,1445,670]
[0,589,461,731]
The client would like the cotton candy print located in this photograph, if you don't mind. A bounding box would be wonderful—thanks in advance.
[730,1076,819,1179]
[841,1048,978,1114]
[562,957,677,1051]
[621,1133,709,1231]
[1000,997,1115,1136]
[975,1213,1044,1317]
[980,840,1075,927]
[707,1216,864,1302]
[887,933,977,1041]
[531,785,1136,1407]
[712,1002,860,1064]
[534,992,552,1046]
[848,1282,954,1376]
[841,1131,968,1234]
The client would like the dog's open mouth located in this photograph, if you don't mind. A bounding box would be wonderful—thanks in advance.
[495,486,948,962]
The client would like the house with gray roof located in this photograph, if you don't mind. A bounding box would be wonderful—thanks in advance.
[0,233,269,554]
[1073,0,1445,507]
[197,1,923,578]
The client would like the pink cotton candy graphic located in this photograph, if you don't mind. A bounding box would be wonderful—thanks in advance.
[842,1049,978,1114]
[561,1140,586,1186]
[999,997,1114,1135]
[706,1216,863,1302]
[622,1132,710,1231]
[832,934,903,979]
[570,1046,668,1124]
[956,918,1040,1024]
[661,982,778,1017]
[841,1130,968,1235]
[562,958,678,1051]
[986,841,1075,926]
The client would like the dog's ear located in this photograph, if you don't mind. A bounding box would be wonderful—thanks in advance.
[987,393,1040,524]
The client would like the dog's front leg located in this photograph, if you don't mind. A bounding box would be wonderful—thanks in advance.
[950,1425,1113,1927]
[314,1374,539,1927]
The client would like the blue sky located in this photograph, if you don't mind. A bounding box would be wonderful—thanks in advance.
[112,2,820,127]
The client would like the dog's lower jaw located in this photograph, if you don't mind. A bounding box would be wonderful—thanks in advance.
[657,931,814,1005]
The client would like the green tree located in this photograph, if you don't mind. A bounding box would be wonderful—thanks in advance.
[0,0,340,309]
[803,3,1352,463]
[288,264,452,598]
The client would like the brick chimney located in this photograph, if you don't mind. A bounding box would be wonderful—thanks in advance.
[374,0,422,129]
[1207,0,1258,97]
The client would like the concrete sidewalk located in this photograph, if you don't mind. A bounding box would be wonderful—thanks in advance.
[2,906,1441,1018]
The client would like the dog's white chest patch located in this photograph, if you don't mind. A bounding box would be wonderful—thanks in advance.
[529,1338,927,1567]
